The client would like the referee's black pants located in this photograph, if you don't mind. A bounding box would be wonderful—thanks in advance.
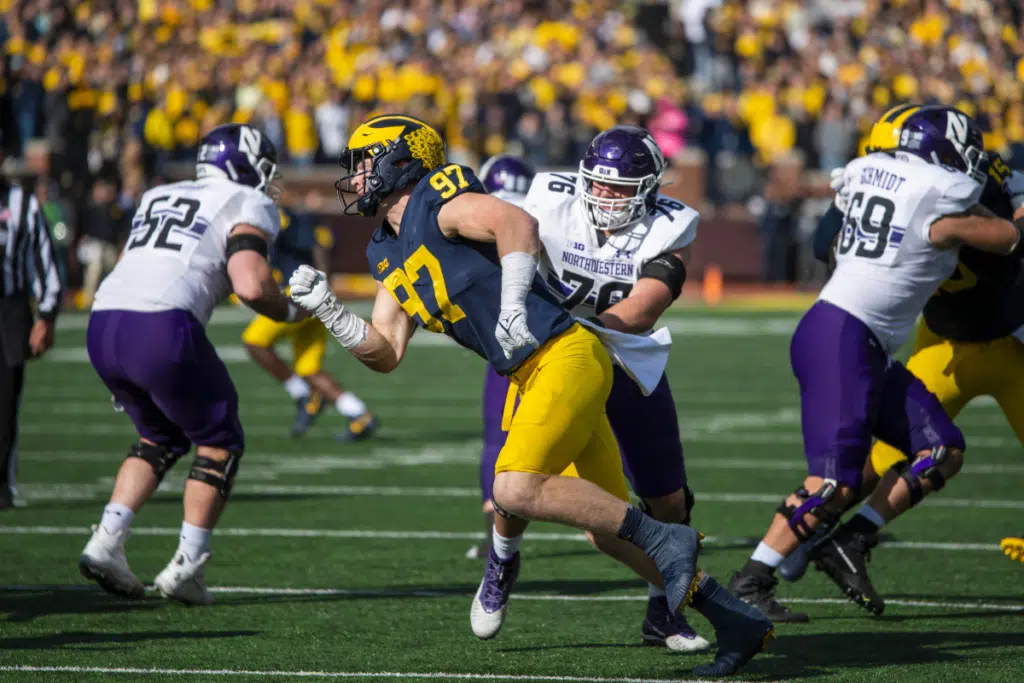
[0,296,29,496]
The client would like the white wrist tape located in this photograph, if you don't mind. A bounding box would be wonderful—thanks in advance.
[315,298,369,350]
[500,251,537,312]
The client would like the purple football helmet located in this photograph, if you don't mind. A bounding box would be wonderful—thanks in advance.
[894,105,987,183]
[579,125,666,232]
[196,124,280,198]
[479,155,535,198]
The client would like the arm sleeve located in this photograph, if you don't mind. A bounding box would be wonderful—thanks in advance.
[813,204,845,264]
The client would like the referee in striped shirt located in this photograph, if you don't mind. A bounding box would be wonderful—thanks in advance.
[0,175,63,509]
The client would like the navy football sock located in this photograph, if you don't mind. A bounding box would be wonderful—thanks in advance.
[691,573,774,677]
[844,514,882,535]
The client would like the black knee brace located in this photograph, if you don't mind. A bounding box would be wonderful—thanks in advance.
[187,451,242,500]
[777,480,838,543]
[125,442,182,483]
[491,497,521,520]
[895,446,949,507]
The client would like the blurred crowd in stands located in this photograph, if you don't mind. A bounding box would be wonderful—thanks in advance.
[2,0,1024,294]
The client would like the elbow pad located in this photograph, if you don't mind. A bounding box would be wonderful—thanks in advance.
[638,254,686,300]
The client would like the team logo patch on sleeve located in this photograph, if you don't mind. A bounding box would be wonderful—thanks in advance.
[377,258,390,274]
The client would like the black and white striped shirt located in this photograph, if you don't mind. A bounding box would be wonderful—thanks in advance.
[0,181,63,321]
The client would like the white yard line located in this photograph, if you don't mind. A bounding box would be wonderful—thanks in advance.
[0,525,1004,550]
[0,666,711,683]
[0,585,1020,613]
[13,479,1024,510]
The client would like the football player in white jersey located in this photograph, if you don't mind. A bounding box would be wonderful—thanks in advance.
[473,131,732,657]
[727,106,1024,621]
[79,124,308,605]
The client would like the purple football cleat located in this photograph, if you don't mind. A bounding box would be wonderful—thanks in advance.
[470,549,520,639]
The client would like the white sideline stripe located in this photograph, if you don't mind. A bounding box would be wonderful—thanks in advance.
[1,585,1020,613]
[14,481,1024,510]
[0,666,718,683]
[0,526,1002,551]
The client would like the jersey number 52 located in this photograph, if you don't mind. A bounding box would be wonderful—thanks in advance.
[128,196,201,252]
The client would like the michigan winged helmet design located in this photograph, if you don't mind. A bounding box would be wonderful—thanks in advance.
[335,114,447,217]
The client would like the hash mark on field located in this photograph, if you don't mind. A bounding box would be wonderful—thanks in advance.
[1,585,1021,613]
[0,525,1004,551]
[0,666,748,683]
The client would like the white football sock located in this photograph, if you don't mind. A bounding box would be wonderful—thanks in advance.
[648,583,666,599]
[491,529,522,560]
[336,392,368,419]
[178,521,212,562]
[855,504,887,530]
[100,503,134,534]
[284,374,310,401]
[751,541,786,568]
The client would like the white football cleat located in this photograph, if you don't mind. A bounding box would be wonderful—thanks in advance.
[79,524,145,599]
[154,550,214,606]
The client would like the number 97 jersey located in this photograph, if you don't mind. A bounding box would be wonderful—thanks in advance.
[524,172,699,321]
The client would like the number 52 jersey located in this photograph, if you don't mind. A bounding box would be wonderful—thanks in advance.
[92,177,282,325]
[524,172,699,321]
[818,152,983,353]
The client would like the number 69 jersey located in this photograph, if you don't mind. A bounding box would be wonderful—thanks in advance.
[92,177,281,325]
[524,172,699,321]
[818,152,983,353]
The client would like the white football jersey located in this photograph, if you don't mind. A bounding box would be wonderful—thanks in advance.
[92,177,281,325]
[525,172,698,321]
[818,152,983,353]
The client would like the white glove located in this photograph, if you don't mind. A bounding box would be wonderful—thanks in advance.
[1003,170,1024,212]
[830,166,852,213]
[496,308,539,359]
[289,265,368,349]
[288,265,334,315]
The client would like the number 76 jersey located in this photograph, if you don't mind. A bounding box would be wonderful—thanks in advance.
[524,172,699,320]
[92,177,281,325]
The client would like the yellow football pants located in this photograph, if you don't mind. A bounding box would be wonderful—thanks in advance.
[495,323,630,501]
[241,315,328,378]
[871,320,1024,475]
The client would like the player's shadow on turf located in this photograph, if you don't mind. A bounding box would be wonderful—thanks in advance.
[0,629,258,651]
[742,630,1024,678]
[0,587,166,623]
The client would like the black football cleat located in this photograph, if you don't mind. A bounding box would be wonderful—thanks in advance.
[728,567,809,623]
[290,393,325,438]
[811,527,884,615]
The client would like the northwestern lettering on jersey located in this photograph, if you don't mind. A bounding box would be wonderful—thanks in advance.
[859,166,907,193]
[561,250,635,277]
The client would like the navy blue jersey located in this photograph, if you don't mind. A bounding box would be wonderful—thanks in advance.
[366,164,573,373]
[269,209,334,287]
[813,159,1024,343]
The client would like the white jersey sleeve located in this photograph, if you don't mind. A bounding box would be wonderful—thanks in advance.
[920,174,984,242]
[527,172,698,322]
[818,152,979,352]
[92,178,281,325]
